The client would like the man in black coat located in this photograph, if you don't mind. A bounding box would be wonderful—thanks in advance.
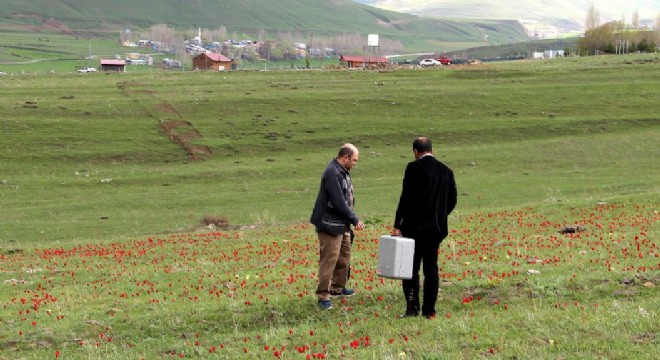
[393,137,457,319]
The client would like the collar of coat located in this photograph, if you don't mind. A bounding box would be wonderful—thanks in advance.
[333,158,350,173]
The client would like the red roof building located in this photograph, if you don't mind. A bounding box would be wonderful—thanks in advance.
[100,59,126,72]
[192,52,235,71]
[339,55,388,68]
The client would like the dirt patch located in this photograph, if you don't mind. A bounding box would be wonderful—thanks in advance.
[159,121,212,161]
[115,83,212,161]
[619,274,659,286]
[155,102,181,117]
[631,332,655,344]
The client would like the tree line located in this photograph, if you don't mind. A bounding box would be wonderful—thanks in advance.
[578,5,659,55]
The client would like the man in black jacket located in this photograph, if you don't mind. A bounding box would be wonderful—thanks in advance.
[393,137,457,319]
[310,143,365,310]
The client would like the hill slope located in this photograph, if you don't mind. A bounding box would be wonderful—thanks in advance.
[362,0,658,23]
[360,0,659,35]
[0,0,528,51]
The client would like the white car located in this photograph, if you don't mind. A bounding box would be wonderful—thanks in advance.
[419,59,441,66]
[78,67,97,73]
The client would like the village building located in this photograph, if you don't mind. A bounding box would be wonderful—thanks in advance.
[100,59,126,72]
[532,50,565,59]
[339,55,388,68]
[192,53,236,71]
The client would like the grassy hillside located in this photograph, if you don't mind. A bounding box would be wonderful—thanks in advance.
[0,0,528,52]
[0,54,658,360]
[446,37,578,60]
[362,0,659,38]
[1,54,658,244]
[0,32,155,74]
[364,0,659,24]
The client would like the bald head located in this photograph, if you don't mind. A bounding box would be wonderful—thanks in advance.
[337,143,359,170]
[413,137,432,153]
[338,143,358,158]
[412,137,433,160]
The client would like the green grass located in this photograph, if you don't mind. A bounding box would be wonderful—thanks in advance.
[3,54,658,244]
[0,205,657,359]
[0,32,164,74]
[0,54,658,359]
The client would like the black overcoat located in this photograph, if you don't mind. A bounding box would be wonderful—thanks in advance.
[394,155,457,241]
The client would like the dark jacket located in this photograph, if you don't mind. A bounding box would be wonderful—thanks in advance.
[394,155,457,241]
[310,159,359,235]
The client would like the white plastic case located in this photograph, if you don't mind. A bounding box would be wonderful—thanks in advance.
[376,235,415,280]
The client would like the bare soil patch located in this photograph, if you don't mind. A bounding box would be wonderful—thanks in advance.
[159,121,211,161]
[155,102,181,117]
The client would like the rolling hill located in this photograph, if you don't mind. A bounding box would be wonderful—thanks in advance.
[359,0,659,36]
[0,0,529,52]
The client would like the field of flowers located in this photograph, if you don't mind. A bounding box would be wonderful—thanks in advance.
[1,201,657,359]
[1,53,658,359]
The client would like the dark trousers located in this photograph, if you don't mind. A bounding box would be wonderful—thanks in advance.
[402,234,440,317]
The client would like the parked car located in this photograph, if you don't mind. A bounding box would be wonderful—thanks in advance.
[419,59,441,66]
[78,67,97,73]
[435,56,452,65]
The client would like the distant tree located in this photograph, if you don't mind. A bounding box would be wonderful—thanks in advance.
[579,21,619,54]
[149,24,176,46]
[380,38,404,54]
[247,46,260,60]
[632,9,640,29]
[258,40,274,60]
[269,44,286,60]
[331,32,365,54]
[585,4,600,31]
[602,41,615,54]
[611,21,629,54]
[256,40,296,61]
[579,19,659,56]
[275,42,297,61]
[207,26,228,43]
[257,29,267,43]
[226,46,243,61]
[263,33,297,60]
[119,29,134,44]
[172,35,186,61]
[637,38,656,52]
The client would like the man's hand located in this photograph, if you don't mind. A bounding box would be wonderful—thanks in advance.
[355,221,365,231]
[392,228,401,236]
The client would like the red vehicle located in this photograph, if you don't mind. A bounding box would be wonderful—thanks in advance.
[434,56,451,65]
